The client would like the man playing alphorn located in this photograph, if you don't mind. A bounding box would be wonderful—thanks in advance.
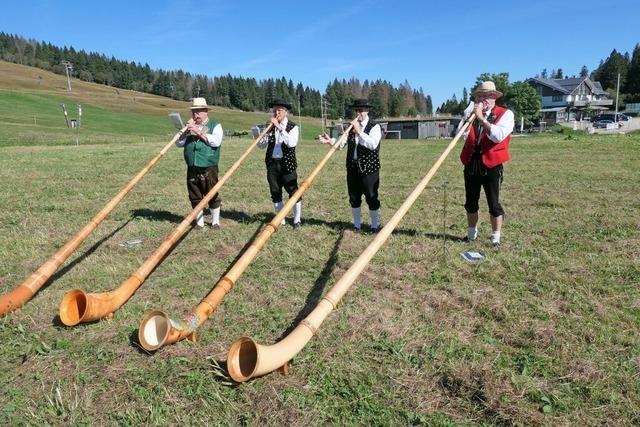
[459,81,514,248]
[319,98,383,232]
[259,98,302,227]
[176,97,223,230]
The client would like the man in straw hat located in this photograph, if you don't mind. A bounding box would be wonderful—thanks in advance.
[319,98,383,232]
[458,81,514,248]
[259,97,302,227]
[176,97,224,230]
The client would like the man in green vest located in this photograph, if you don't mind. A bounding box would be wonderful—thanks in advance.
[176,97,223,230]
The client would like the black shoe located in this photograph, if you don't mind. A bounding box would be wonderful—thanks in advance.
[211,223,221,230]
[293,221,302,229]
[369,226,380,234]
[492,241,501,249]
[462,235,477,242]
[352,227,361,233]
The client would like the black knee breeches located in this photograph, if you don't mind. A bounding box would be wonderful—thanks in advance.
[464,164,504,217]
[347,167,380,210]
[266,159,299,203]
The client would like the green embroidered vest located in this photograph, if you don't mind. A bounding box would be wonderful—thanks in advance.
[183,120,221,167]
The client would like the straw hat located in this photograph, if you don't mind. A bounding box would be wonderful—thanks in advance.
[190,97,210,110]
[473,81,503,99]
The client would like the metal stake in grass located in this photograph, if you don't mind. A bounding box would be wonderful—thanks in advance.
[441,180,450,263]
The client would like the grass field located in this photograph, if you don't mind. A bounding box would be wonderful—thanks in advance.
[1,62,639,425]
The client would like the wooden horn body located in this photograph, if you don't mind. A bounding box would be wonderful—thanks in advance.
[58,124,274,326]
[226,114,477,382]
[138,123,355,351]
[0,126,187,317]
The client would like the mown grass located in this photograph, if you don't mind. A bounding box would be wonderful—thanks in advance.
[1,88,639,424]
[1,129,638,426]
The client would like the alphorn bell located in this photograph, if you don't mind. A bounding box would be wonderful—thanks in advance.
[137,122,356,351]
[226,113,477,382]
[58,124,274,326]
[0,125,188,317]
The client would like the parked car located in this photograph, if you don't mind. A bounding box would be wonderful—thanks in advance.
[593,119,613,128]
[593,113,630,122]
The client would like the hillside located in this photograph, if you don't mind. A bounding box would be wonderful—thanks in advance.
[0,60,323,145]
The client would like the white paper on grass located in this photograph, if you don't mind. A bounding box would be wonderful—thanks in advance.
[460,250,485,263]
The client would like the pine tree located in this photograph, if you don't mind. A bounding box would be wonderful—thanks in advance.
[624,43,640,94]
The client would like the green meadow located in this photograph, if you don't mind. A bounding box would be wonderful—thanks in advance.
[1,63,639,425]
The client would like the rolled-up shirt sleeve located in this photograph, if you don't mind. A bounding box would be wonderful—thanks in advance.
[280,125,299,148]
[258,130,269,149]
[204,123,223,147]
[357,124,381,150]
[488,109,514,143]
[175,136,187,147]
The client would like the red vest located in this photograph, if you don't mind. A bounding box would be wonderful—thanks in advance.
[460,105,511,169]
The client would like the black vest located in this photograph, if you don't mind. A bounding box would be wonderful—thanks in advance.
[265,120,297,173]
[346,119,380,175]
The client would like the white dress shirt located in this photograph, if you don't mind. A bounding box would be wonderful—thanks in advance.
[258,117,299,158]
[175,120,223,147]
[332,116,382,154]
[458,101,514,143]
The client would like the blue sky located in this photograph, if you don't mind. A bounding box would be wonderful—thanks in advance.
[1,0,639,106]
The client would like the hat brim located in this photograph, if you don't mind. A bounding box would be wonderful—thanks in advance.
[268,102,292,110]
[189,106,210,110]
[351,104,373,109]
[473,90,503,99]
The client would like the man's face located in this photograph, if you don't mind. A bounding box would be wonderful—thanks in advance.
[273,106,288,122]
[475,94,496,111]
[191,108,208,124]
[355,108,369,120]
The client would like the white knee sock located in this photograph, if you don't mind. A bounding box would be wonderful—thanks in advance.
[467,226,478,240]
[274,202,285,225]
[210,207,220,225]
[352,207,361,229]
[490,230,501,244]
[293,201,302,224]
[370,209,380,229]
[196,210,205,227]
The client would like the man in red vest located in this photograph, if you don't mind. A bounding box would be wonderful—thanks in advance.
[459,81,514,248]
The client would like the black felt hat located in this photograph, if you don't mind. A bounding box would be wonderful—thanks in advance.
[268,97,292,110]
[350,98,373,109]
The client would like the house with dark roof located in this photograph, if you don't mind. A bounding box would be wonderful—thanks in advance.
[527,77,613,124]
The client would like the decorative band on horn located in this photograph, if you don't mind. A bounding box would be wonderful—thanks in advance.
[322,295,338,309]
[300,319,318,335]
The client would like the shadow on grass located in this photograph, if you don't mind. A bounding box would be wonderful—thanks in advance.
[279,228,345,340]
[38,217,133,299]
[52,223,196,328]
[130,208,184,223]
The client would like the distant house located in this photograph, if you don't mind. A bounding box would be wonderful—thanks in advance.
[325,117,461,140]
[527,77,613,124]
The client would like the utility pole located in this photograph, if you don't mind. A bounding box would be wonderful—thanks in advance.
[614,72,620,124]
[298,93,302,136]
[61,60,73,92]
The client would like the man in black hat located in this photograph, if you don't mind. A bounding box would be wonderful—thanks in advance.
[319,98,382,232]
[259,98,302,227]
